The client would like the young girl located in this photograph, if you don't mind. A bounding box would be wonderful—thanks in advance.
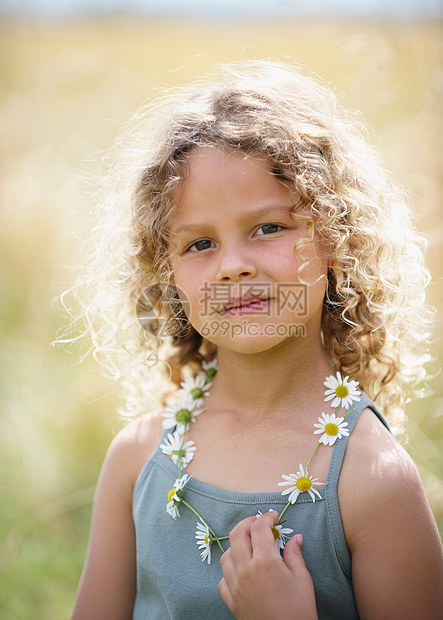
[66,60,443,619]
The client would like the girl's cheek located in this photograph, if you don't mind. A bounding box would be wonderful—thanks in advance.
[175,272,202,309]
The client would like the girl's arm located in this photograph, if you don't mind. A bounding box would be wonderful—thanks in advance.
[71,413,163,620]
[219,510,318,620]
[340,411,443,620]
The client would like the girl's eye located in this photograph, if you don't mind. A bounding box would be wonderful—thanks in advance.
[186,239,215,252]
[256,224,284,236]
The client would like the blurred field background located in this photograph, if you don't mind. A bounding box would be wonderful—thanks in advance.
[1,12,442,619]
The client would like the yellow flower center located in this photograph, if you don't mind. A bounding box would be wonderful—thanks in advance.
[335,385,349,398]
[296,477,312,492]
[167,488,176,502]
[325,422,339,436]
[272,527,280,540]
[204,535,209,545]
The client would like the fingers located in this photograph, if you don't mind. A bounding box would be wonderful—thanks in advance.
[228,515,256,566]
[219,515,317,620]
[283,534,311,578]
[283,534,318,618]
[220,511,280,610]
[218,574,233,609]
[220,516,257,608]
[219,547,235,585]
[228,510,280,565]
[250,510,280,559]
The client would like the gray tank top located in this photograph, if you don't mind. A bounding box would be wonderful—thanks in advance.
[132,393,390,619]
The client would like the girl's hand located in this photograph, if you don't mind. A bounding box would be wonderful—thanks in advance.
[218,510,317,620]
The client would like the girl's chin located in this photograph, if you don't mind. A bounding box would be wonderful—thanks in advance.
[201,333,305,357]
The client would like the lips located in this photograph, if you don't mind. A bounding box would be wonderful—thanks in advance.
[220,295,273,316]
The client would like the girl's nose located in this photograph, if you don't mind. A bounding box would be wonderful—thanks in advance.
[215,246,258,282]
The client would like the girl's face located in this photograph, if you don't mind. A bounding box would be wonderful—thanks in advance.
[169,146,330,355]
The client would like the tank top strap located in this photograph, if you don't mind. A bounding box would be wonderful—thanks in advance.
[324,392,391,573]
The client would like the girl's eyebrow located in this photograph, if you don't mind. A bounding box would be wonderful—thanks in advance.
[172,205,293,235]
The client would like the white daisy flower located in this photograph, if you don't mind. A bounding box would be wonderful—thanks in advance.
[195,521,212,564]
[278,465,323,504]
[256,510,294,552]
[162,395,203,433]
[177,374,212,408]
[166,474,191,519]
[160,430,196,468]
[202,359,218,381]
[313,412,350,446]
[166,497,181,519]
[324,371,361,410]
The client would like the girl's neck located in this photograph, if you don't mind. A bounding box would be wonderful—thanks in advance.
[207,340,333,423]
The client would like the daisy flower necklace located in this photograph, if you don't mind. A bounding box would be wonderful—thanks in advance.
[160,361,361,565]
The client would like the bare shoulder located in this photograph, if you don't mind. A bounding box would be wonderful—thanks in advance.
[339,407,430,541]
[105,408,166,491]
[339,407,443,619]
[342,407,415,479]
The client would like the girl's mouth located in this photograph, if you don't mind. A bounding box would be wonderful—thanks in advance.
[219,297,273,317]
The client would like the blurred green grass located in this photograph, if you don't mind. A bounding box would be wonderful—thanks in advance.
[0,16,442,618]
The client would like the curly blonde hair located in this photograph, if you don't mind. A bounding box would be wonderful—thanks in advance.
[59,60,433,431]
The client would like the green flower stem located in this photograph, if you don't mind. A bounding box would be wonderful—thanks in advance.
[305,443,321,473]
[181,500,225,554]
[177,433,187,478]
[343,407,355,418]
[278,501,291,522]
